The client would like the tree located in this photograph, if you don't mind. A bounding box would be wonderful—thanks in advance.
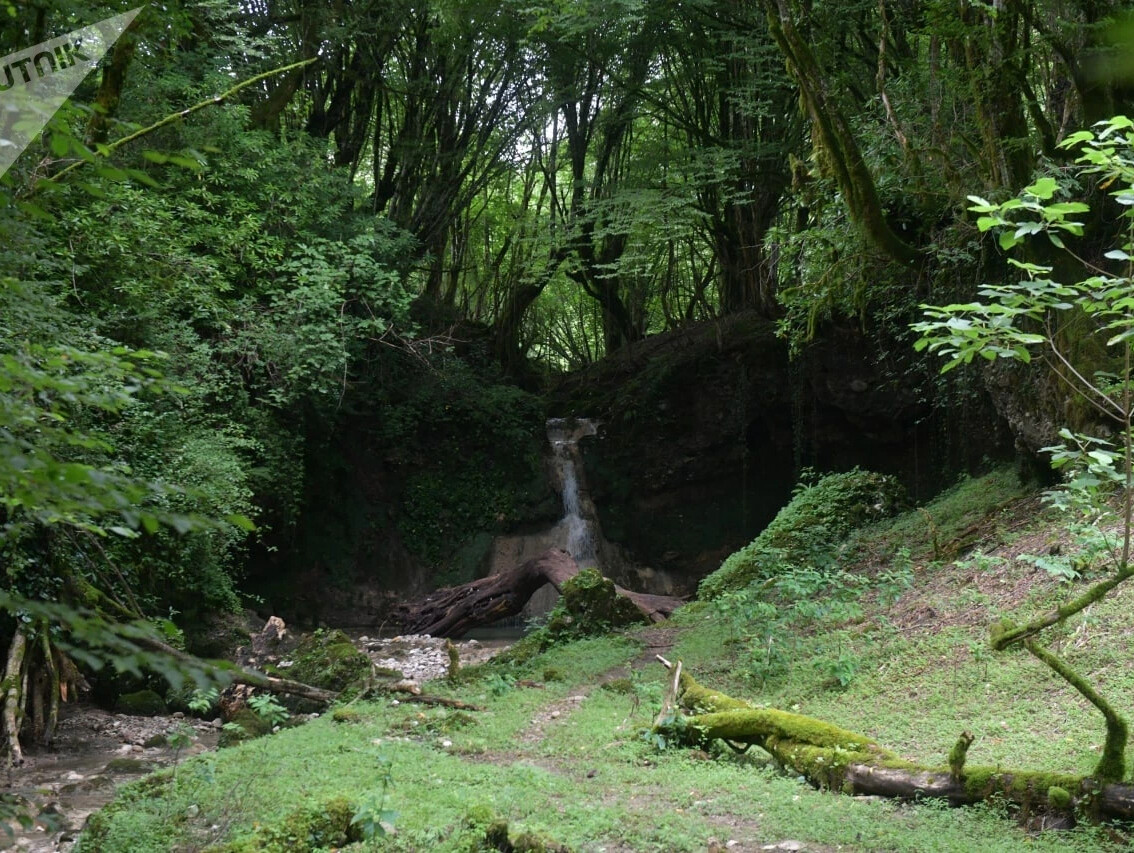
[657,0,800,317]
[760,0,922,265]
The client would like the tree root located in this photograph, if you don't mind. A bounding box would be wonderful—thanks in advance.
[397,549,684,638]
[652,659,1134,821]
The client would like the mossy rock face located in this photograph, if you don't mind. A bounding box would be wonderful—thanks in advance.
[699,468,907,599]
[218,796,361,852]
[287,629,371,693]
[218,708,273,748]
[544,569,646,641]
[114,689,168,716]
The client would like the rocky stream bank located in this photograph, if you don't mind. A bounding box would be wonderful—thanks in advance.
[2,628,510,851]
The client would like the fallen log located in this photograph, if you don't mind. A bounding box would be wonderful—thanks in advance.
[398,694,485,711]
[653,659,1134,822]
[129,630,338,705]
[396,549,684,638]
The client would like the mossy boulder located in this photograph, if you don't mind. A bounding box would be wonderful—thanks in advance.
[699,468,907,599]
[218,796,362,852]
[218,708,273,748]
[115,689,168,716]
[103,757,159,774]
[183,610,253,659]
[484,818,569,852]
[544,569,646,641]
[331,707,363,724]
[287,629,371,693]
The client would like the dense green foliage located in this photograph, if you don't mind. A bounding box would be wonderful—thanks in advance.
[914,118,1134,782]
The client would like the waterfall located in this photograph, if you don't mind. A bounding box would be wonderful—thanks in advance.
[482,417,607,625]
[547,418,600,568]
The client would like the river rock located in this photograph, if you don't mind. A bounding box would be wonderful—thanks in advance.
[362,634,507,682]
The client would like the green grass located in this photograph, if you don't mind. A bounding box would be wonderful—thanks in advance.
[82,624,1127,851]
[842,466,1032,566]
[82,468,1134,851]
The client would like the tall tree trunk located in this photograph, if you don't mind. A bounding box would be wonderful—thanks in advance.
[716,188,783,317]
[86,35,136,145]
[760,0,922,266]
[2,630,27,767]
[959,0,1033,189]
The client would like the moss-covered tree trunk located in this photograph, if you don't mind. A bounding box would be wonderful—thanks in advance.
[653,662,1134,821]
[759,0,922,266]
[85,33,136,145]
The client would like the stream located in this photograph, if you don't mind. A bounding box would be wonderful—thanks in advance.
[2,632,512,851]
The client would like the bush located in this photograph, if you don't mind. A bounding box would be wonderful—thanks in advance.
[219,796,361,852]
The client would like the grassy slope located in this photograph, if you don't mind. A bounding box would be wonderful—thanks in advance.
[82,468,1134,852]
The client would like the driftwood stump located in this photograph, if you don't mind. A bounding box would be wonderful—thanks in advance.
[396,549,684,638]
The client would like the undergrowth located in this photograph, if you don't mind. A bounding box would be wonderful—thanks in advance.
[77,466,1134,852]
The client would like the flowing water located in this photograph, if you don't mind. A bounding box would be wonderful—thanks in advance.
[546,417,601,569]
[509,418,605,619]
[3,707,220,851]
[2,633,509,851]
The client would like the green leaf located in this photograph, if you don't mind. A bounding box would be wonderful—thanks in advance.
[1059,130,1095,148]
[49,133,71,157]
[998,231,1021,251]
[1025,177,1059,200]
[1045,202,1091,216]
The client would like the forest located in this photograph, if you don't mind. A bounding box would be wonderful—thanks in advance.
[4,0,1134,849]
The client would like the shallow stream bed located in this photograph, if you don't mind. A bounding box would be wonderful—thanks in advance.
[2,631,512,851]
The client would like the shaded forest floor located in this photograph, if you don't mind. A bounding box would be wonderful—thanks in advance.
[78,468,1134,851]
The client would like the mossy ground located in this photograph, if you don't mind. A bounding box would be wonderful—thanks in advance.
[79,468,1134,851]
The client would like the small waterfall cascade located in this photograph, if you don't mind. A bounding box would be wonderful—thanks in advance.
[547,417,600,568]
[485,416,675,627]
[507,417,602,621]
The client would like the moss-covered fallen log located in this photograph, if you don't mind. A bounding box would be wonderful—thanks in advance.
[653,660,1134,822]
